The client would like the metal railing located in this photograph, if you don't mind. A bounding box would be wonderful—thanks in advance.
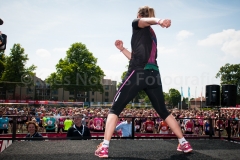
[0,116,238,142]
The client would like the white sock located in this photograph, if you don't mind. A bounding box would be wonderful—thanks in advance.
[178,137,187,145]
[102,140,109,147]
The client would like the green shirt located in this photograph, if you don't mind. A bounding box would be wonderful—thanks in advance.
[43,117,47,126]
[64,119,73,131]
[45,117,56,130]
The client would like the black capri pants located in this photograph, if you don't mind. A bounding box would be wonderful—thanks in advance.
[110,69,170,120]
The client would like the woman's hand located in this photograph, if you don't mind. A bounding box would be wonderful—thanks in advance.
[115,40,124,51]
[159,19,171,28]
[115,40,131,59]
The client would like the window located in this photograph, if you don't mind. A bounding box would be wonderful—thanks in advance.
[92,92,94,95]
[35,81,40,88]
[7,89,14,93]
[69,91,74,95]
[91,98,94,102]
[105,99,109,102]
[105,92,109,96]
[26,88,33,94]
[52,90,58,95]
[46,83,50,89]
[105,85,109,90]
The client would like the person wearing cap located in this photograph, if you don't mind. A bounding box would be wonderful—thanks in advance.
[67,113,91,140]
[114,114,133,138]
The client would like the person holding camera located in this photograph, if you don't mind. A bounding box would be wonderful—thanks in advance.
[0,18,7,51]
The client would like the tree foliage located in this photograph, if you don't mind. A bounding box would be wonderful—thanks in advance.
[1,44,36,98]
[216,63,240,103]
[168,88,181,107]
[45,42,105,100]
[163,92,170,104]
[0,50,5,79]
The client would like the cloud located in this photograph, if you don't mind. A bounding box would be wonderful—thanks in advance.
[176,30,194,41]
[157,47,177,54]
[198,29,240,57]
[221,39,240,57]
[36,49,51,58]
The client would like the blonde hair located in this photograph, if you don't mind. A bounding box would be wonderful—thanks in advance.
[138,6,155,18]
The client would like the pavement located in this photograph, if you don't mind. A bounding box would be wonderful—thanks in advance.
[0,139,240,160]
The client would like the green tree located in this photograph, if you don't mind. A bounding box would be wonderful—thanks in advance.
[0,50,5,79]
[163,92,170,105]
[0,50,6,99]
[184,97,190,104]
[144,94,150,103]
[216,63,240,103]
[168,88,181,107]
[1,44,36,99]
[46,42,105,101]
[117,70,127,89]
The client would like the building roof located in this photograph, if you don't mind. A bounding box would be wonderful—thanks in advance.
[190,97,206,101]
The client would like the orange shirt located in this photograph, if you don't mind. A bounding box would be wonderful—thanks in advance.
[160,121,168,131]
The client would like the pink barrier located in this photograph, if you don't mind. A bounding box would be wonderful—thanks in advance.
[0,132,198,138]
[0,100,84,105]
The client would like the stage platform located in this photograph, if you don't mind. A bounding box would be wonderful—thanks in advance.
[0,139,239,160]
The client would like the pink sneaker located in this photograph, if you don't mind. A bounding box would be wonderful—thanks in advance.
[95,143,109,158]
[177,142,193,153]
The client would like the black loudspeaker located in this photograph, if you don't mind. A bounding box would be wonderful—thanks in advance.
[221,84,237,107]
[206,85,220,106]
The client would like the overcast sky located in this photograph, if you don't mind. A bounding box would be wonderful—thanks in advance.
[1,0,240,98]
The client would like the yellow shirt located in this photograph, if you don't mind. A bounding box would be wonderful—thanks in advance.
[64,119,73,131]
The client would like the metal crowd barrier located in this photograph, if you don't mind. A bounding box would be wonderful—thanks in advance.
[0,116,238,142]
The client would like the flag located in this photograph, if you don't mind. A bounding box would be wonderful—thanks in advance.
[181,87,183,101]
[188,87,190,100]
[195,87,197,100]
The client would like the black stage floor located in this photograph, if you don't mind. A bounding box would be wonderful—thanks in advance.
[0,139,239,160]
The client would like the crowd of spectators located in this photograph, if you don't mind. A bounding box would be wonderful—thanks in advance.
[0,105,239,138]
